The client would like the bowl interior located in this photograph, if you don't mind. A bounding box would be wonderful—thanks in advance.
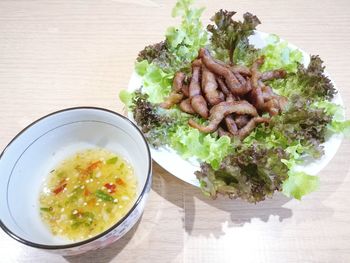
[0,108,150,246]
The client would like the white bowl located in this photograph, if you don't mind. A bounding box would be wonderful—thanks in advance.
[0,107,152,255]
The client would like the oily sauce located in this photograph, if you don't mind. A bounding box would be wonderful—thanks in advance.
[39,148,137,241]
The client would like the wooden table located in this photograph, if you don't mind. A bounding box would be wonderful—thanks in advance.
[1,0,350,262]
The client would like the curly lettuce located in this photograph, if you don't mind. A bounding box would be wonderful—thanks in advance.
[270,55,336,101]
[207,10,260,64]
[196,141,289,202]
[137,0,208,73]
[134,60,173,103]
[166,0,208,68]
[169,125,233,169]
[259,35,303,73]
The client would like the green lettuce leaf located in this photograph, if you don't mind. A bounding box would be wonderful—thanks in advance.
[235,34,303,71]
[119,90,133,109]
[329,120,350,135]
[169,125,233,169]
[313,100,343,118]
[165,0,208,70]
[259,35,303,73]
[135,60,173,103]
[136,0,208,74]
[282,171,319,200]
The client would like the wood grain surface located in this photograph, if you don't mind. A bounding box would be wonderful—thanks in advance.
[0,0,350,262]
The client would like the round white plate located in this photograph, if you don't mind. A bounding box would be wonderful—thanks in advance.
[127,31,344,187]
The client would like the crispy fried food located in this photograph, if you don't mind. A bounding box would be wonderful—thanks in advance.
[251,56,265,88]
[225,116,238,135]
[277,95,288,110]
[202,65,224,105]
[199,49,244,94]
[191,95,209,119]
[226,94,236,102]
[260,84,274,101]
[234,115,250,129]
[238,117,270,139]
[249,81,287,116]
[200,48,253,96]
[159,48,289,139]
[188,101,258,133]
[192,58,202,67]
[218,127,233,137]
[179,98,195,114]
[260,69,286,81]
[189,64,202,97]
[230,65,251,76]
[233,72,246,85]
[264,95,288,115]
[160,93,184,109]
[229,78,252,96]
[249,86,264,110]
[173,72,186,92]
[160,72,186,109]
[182,84,189,97]
[217,77,231,97]
[199,47,230,76]
[263,98,280,116]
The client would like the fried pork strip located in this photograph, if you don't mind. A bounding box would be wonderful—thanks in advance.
[158,47,289,140]
[173,72,186,92]
[238,117,270,139]
[202,65,224,105]
[250,56,265,88]
[188,101,258,133]
[260,69,286,81]
[188,60,209,118]
[160,72,185,109]
[189,62,202,97]
[199,48,252,96]
[234,115,250,129]
[159,93,184,109]
[191,95,209,119]
[225,116,238,135]
[179,98,195,114]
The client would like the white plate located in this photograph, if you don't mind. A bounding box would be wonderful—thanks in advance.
[127,31,344,187]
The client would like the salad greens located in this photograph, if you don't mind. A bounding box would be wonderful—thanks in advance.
[207,9,260,64]
[128,91,233,168]
[120,0,350,202]
[258,35,304,73]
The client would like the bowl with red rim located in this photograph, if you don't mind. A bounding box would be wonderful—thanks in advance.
[0,107,152,255]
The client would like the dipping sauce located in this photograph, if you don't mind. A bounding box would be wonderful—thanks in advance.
[39,148,137,241]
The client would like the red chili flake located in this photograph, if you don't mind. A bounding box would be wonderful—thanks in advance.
[116,178,125,186]
[52,179,67,195]
[78,160,102,179]
[104,183,116,194]
[86,161,102,172]
[84,188,90,196]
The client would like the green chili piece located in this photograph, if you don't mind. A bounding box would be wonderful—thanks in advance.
[56,171,65,178]
[106,157,118,164]
[95,190,114,202]
[71,222,82,229]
